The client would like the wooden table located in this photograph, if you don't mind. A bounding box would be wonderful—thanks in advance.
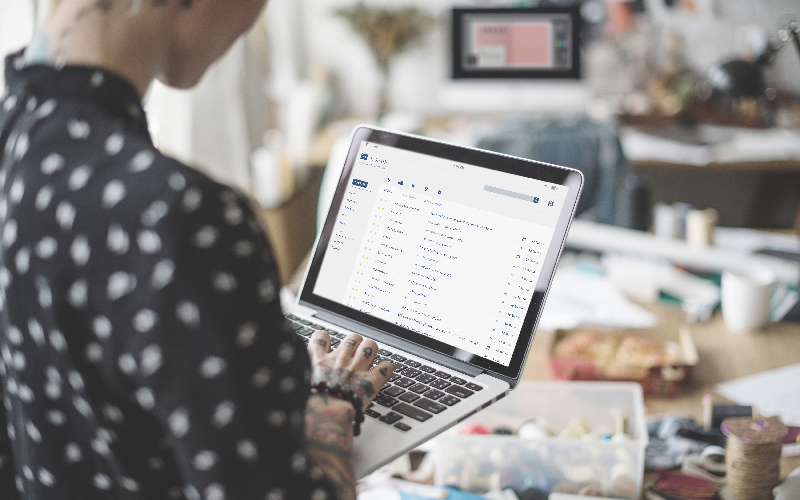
[521,302,800,479]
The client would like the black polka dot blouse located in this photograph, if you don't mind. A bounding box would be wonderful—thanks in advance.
[0,52,335,500]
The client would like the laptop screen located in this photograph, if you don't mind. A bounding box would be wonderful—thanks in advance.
[300,127,582,380]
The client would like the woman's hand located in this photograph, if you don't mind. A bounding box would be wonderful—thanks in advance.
[307,330,394,411]
[303,330,393,500]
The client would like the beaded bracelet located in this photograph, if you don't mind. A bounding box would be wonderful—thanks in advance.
[311,381,366,436]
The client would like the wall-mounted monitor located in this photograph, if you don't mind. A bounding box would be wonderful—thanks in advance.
[452,7,581,79]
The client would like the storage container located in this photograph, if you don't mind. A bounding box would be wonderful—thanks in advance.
[434,381,648,499]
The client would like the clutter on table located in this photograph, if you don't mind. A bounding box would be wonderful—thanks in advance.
[550,327,697,396]
[434,382,647,500]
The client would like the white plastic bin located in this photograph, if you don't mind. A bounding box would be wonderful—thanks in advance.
[434,381,648,499]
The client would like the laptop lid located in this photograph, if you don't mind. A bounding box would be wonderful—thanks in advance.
[299,126,582,386]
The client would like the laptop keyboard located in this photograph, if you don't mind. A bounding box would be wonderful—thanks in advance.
[286,314,484,432]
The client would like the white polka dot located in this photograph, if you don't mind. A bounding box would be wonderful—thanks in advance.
[3,95,16,111]
[2,220,16,248]
[137,229,161,254]
[168,408,190,437]
[151,259,174,289]
[26,421,41,442]
[266,488,285,500]
[18,384,33,402]
[236,322,257,348]
[107,271,136,300]
[91,436,110,455]
[101,404,124,424]
[278,343,295,363]
[36,277,52,308]
[212,272,237,293]
[68,279,88,308]
[311,488,328,500]
[9,179,24,204]
[12,352,26,371]
[205,483,225,500]
[27,318,45,346]
[92,473,111,490]
[140,345,163,376]
[67,119,91,139]
[36,98,57,117]
[121,477,140,492]
[91,71,104,87]
[291,452,307,473]
[85,343,103,363]
[0,197,6,221]
[224,204,243,225]
[64,443,83,463]
[129,150,154,172]
[133,309,158,333]
[192,450,218,471]
[13,133,28,159]
[182,188,202,212]
[251,367,271,388]
[26,96,37,111]
[33,186,54,211]
[267,410,286,427]
[258,279,277,302]
[107,224,130,254]
[236,439,258,462]
[35,236,58,259]
[279,377,296,393]
[13,247,28,275]
[49,330,66,352]
[309,466,324,480]
[135,387,155,410]
[176,301,200,327]
[70,235,91,266]
[118,354,137,375]
[23,465,33,481]
[193,226,219,248]
[45,380,61,401]
[56,201,76,230]
[92,316,112,339]
[141,200,168,226]
[199,356,226,378]
[69,372,85,391]
[105,132,125,155]
[212,401,235,428]
[6,326,22,346]
[46,409,66,426]
[68,164,92,191]
[168,172,186,191]
[102,180,126,208]
[41,153,64,174]
[185,486,201,500]
[234,240,254,258]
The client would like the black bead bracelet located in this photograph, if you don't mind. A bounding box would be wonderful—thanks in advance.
[311,382,365,436]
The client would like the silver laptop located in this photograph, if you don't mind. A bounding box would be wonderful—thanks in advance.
[287,126,583,478]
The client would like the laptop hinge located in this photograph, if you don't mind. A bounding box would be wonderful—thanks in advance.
[309,308,485,378]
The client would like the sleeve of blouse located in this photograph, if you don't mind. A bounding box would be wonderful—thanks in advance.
[106,171,336,500]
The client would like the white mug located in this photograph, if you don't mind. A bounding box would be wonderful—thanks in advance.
[720,269,776,333]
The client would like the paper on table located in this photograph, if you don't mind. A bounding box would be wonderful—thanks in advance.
[538,264,658,331]
[715,363,800,426]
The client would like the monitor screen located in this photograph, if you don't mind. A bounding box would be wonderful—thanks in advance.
[452,7,581,79]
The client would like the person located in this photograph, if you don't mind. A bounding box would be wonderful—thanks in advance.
[0,1,394,499]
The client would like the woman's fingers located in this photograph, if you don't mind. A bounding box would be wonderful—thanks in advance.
[307,330,330,360]
[335,334,363,362]
[352,338,378,371]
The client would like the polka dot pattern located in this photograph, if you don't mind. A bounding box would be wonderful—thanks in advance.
[0,53,335,499]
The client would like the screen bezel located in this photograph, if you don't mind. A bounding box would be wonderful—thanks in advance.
[452,6,581,80]
[299,126,582,381]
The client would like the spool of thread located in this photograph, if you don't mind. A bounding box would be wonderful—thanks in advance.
[686,208,718,248]
[721,416,788,500]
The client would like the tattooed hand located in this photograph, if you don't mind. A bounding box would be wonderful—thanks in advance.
[304,331,393,500]
[307,330,393,411]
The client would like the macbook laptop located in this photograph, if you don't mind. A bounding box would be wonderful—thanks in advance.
[286,125,583,478]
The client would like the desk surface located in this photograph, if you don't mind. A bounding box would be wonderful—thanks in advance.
[522,302,800,479]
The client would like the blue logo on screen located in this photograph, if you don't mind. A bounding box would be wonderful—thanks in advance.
[352,179,368,188]
[360,153,369,160]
